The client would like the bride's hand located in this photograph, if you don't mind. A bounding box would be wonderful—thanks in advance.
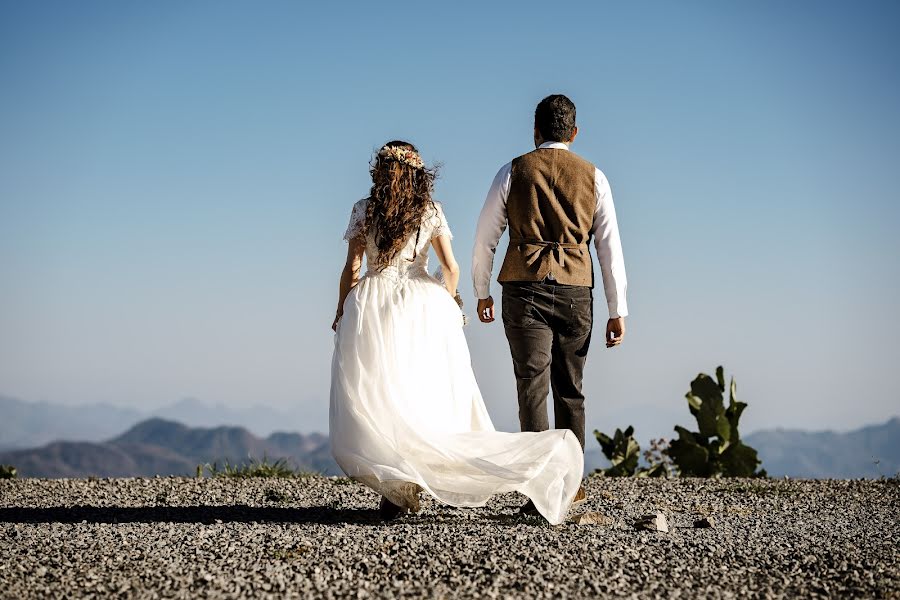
[332,309,343,331]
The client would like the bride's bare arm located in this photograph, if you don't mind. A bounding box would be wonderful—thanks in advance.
[333,237,365,331]
[431,234,460,296]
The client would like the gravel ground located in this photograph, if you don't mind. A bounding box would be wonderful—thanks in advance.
[1,476,897,599]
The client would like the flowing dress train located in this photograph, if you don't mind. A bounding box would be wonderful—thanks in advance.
[329,198,583,524]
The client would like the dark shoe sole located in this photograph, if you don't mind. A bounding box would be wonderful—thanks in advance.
[518,499,539,516]
[379,496,407,520]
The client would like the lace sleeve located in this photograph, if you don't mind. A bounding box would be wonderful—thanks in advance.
[342,199,367,242]
[430,201,453,241]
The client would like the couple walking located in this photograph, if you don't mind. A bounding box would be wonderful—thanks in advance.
[329,94,628,525]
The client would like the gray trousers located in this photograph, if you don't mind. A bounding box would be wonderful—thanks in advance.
[500,280,593,449]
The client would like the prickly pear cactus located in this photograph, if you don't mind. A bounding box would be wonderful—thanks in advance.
[666,366,766,477]
[593,426,641,477]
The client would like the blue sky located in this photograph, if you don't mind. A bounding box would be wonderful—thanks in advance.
[1,1,898,441]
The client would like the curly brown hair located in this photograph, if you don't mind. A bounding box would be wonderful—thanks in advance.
[364,140,439,268]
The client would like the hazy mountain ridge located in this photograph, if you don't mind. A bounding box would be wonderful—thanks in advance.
[0,418,340,478]
[148,397,310,438]
[0,395,143,450]
[744,416,900,478]
[0,395,308,450]
[2,396,897,479]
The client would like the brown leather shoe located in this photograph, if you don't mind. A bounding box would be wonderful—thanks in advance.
[378,496,407,520]
[573,485,587,505]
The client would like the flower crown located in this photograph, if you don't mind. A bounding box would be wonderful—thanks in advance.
[377,145,425,169]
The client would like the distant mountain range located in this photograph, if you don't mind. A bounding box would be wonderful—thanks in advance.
[743,417,900,478]
[1,395,897,479]
[0,395,309,450]
[0,417,339,477]
[0,395,143,451]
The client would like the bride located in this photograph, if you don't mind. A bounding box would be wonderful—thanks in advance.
[329,141,583,524]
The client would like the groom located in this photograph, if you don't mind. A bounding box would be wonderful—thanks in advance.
[472,94,628,510]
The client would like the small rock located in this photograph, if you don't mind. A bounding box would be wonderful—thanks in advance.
[634,512,669,532]
[570,512,613,526]
[694,517,715,528]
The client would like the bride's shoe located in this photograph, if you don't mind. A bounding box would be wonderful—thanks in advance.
[379,482,423,519]
[396,482,423,513]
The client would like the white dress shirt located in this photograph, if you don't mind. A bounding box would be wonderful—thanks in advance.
[471,141,628,319]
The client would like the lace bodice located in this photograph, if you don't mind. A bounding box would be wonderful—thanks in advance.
[343,198,453,279]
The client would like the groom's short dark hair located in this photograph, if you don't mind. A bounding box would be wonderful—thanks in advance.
[534,94,577,142]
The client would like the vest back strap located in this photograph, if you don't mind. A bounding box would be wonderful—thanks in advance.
[510,237,587,269]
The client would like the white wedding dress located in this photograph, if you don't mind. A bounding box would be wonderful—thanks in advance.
[329,198,583,525]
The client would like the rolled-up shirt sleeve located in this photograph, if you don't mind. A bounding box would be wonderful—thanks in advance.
[592,168,628,319]
[472,162,512,299]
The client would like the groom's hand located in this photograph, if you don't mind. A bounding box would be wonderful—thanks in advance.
[606,317,625,348]
[477,296,495,323]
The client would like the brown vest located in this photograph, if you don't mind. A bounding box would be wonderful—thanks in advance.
[498,147,596,287]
